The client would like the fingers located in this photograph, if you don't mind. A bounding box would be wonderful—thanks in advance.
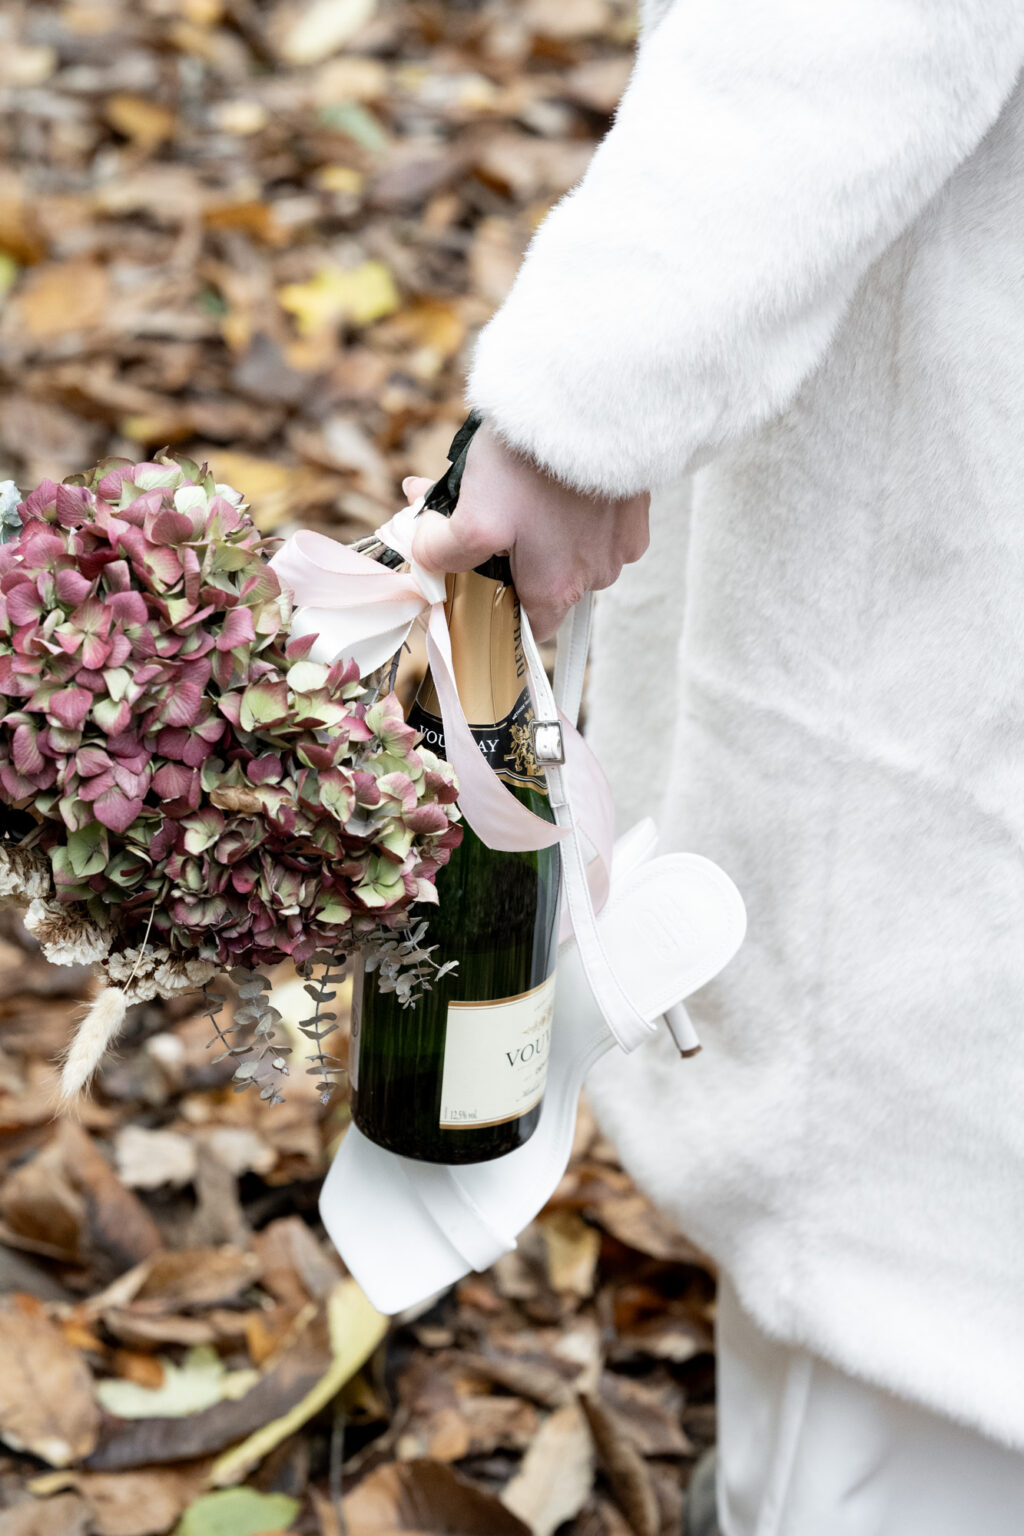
[411,508,505,575]
[615,493,651,565]
[402,475,433,504]
[521,596,572,644]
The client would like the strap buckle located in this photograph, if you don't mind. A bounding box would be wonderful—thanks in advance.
[529,719,565,766]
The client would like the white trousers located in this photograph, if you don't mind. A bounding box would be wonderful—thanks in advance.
[716,1278,1024,1536]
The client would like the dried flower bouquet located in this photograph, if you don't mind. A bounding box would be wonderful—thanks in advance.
[0,457,461,1103]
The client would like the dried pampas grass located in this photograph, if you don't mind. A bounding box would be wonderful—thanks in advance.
[60,986,129,1101]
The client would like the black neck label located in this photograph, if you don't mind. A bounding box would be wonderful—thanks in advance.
[408,692,547,794]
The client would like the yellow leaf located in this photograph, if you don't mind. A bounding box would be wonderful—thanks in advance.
[0,253,19,299]
[313,56,389,106]
[377,298,466,360]
[202,452,302,533]
[183,0,223,22]
[278,0,378,65]
[278,261,400,337]
[120,409,192,446]
[208,1280,387,1487]
[210,100,269,136]
[95,1345,259,1420]
[106,94,178,151]
[313,165,366,196]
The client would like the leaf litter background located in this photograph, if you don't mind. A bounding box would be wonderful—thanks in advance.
[0,1,719,1533]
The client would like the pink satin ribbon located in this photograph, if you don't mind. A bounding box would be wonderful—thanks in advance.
[270,506,568,854]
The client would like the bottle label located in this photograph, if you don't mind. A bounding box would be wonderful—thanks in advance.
[409,694,547,794]
[438,973,555,1129]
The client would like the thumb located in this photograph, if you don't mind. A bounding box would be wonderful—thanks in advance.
[402,475,433,504]
[411,508,503,575]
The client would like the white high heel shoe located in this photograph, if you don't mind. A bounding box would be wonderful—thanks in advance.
[319,817,745,1315]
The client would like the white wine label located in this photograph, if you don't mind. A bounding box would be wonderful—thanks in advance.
[439,973,555,1130]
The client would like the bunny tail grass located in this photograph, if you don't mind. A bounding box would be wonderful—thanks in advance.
[60,986,129,1101]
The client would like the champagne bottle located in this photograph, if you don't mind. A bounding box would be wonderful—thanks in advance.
[349,423,562,1164]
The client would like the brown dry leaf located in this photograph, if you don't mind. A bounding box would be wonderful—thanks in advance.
[394,1353,539,1462]
[468,218,529,306]
[570,1169,710,1266]
[580,1395,660,1536]
[345,1459,532,1536]
[523,0,611,40]
[0,1492,91,1536]
[0,1137,86,1262]
[110,1351,166,1390]
[100,1308,258,1352]
[25,1467,207,1536]
[459,1341,581,1411]
[500,1401,594,1536]
[105,95,178,151]
[0,172,49,264]
[60,1123,166,1277]
[564,57,634,115]
[129,1247,261,1313]
[0,1296,100,1467]
[113,1126,197,1191]
[538,1210,601,1299]
[595,1372,693,1459]
[86,1304,328,1471]
[251,1215,343,1308]
[11,261,111,341]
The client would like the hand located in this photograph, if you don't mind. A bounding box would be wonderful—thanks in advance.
[405,423,650,641]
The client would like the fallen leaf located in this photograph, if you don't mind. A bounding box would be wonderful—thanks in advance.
[0,1137,86,1262]
[105,95,178,151]
[209,1279,386,1486]
[564,57,634,115]
[538,1211,600,1299]
[276,0,378,65]
[95,1345,259,1420]
[500,1401,594,1536]
[110,1350,166,1390]
[86,1307,326,1470]
[313,57,389,106]
[114,1126,198,1190]
[279,262,400,337]
[172,1487,299,1536]
[12,260,110,341]
[523,0,610,39]
[580,1395,660,1536]
[0,1296,100,1466]
[595,1372,693,1458]
[0,1492,91,1536]
[60,1122,166,1276]
[250,1215,343,1308]
[130,1247,261,1312]
[26,1468,207,1536]
[203,452,316,533]
[345,1459,531,1535]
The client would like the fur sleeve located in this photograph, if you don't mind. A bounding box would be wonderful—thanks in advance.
[466,0,1024,496]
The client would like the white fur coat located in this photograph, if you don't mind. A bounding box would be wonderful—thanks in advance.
[467,0,1024,1449]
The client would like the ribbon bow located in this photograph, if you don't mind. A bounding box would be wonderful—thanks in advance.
[270,503,566,853]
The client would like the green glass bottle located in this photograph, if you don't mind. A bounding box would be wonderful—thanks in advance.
[349,419,561,1164]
